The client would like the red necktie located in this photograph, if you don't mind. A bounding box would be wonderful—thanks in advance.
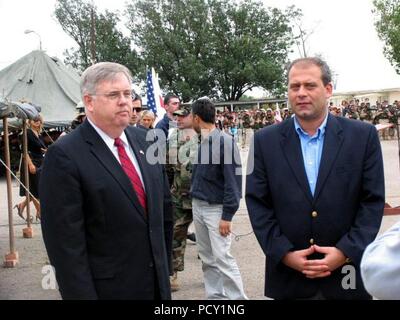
[114,137,147,212]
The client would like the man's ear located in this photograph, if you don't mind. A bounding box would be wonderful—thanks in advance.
[325,82,333,99]
[83,95,94,112]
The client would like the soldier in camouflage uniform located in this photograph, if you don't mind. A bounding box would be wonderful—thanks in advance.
[241,112,252,148]
[282,108,291,121]
[242,112,251,129]
[359,104,369,122]
[346,104,360,120]
[387,106,398,139]
[365,103,374,121]
[264,108,276,126]
[167,105,198,292]
[251,112,259,131]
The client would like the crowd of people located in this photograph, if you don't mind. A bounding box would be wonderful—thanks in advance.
[1,57,399,300]
[330,98,400,125]
[195,97,400,144]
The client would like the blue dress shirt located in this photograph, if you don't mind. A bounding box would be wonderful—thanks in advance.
[294,114,328,196]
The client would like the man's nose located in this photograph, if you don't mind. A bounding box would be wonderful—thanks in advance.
[297,85,306,95]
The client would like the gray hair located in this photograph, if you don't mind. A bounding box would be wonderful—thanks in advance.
[80,62,133,99]
[287,57,332,86]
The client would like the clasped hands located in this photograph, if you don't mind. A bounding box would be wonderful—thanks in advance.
[282,245,347,279]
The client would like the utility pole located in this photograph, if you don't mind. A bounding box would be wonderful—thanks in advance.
[396,111,400,171]
[90,2,96,64]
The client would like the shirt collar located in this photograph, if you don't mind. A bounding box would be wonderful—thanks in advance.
[200,127,219,143]
[87,117,129,148]
[294,113,328,140]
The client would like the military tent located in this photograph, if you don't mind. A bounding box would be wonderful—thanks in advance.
[0,50,81,128]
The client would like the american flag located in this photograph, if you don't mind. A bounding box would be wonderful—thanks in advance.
[146,68,165,124]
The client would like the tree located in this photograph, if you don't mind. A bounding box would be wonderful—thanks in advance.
[54,0,140,74]
[126,0,214,101]
[373,0,400,74]
[126,0,298,101]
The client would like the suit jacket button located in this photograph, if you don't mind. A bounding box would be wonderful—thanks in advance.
[310,238,315,245]
[149,263,154,268]
[312,211,318,218]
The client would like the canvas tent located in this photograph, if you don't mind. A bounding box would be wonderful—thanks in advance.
[0,50,81,128]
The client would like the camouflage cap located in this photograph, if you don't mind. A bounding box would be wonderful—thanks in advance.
[173,105,191,116]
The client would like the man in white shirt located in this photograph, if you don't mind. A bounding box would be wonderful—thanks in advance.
[361,221,400,300]
[40,62,173,300]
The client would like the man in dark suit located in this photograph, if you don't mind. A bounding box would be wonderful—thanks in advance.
[40,62,173,300]
[245,57,385,300]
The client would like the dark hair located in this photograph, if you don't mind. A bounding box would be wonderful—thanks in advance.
[164,93,179,105]
[191,98,216,124]
[287,57,332,86]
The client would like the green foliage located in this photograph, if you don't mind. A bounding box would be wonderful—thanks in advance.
[126,0,298,101]
[373,0,400,74]
[126,0,214,101]
[54,0,299,100]
[54,0,140,74]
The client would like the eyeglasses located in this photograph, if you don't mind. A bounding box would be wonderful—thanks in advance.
[92,90,132,101]
[132,107,142,112]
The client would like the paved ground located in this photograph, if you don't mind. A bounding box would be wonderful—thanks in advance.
[0,140,399,300]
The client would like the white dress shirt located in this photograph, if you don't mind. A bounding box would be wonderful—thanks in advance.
[87,118,146,190]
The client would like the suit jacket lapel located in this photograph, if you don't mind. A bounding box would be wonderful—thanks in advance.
[313,114,344,202]
[280,119,313,204]
[80,121,146,220]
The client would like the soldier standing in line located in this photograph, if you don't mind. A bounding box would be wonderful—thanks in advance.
[359,103,369,122]
[264,108,276,126]
[387,105,398,139]
[346,104,360,120]
[282,108,291,121]
[167,105,199,292]
[365,103,373,122]
[242,111,251,129]
[241,111,251,148]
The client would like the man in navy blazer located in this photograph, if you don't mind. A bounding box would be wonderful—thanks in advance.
[40,62,173,300]
[245,57,385,300]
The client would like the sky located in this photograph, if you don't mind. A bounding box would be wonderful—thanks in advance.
[1,0,400,95]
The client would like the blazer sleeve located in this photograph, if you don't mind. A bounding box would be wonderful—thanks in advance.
[336,125,385,265]
[40,144,98,299]
[162,163,174,276]
[245,133,294,266]
[360,221,400,300]
[221,134,242,221]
